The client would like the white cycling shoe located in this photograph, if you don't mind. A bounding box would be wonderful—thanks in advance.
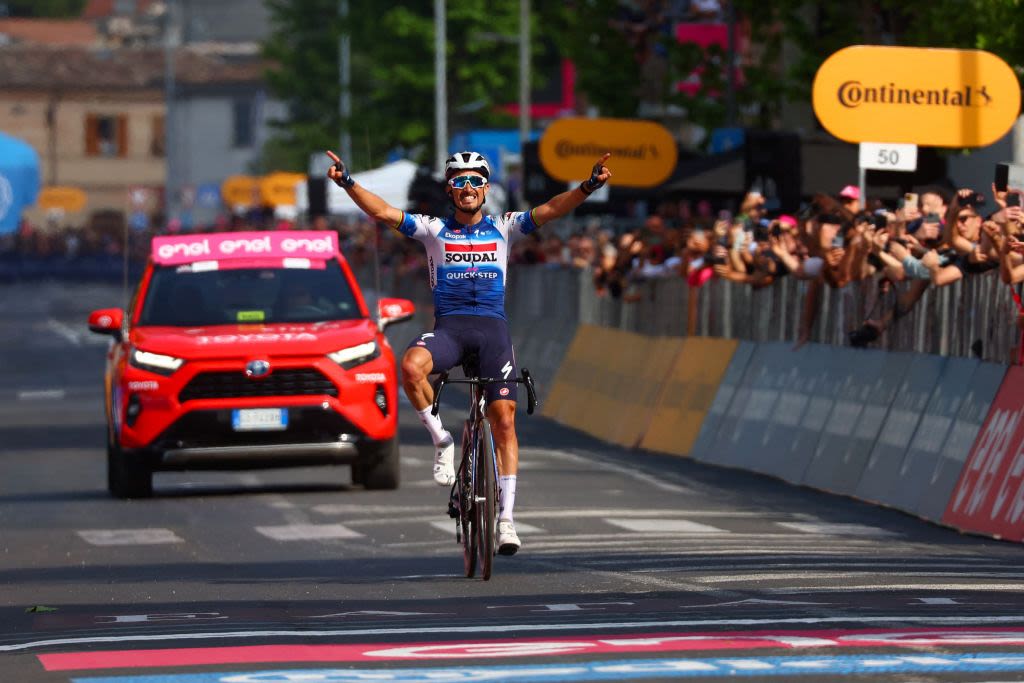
[432,436,455,486]
[497,519,521,556]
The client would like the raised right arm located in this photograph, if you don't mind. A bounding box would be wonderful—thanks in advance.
[325,150,404,228]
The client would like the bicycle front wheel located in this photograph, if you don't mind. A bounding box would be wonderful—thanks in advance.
[459,420,476,579]
[475,418,498,580]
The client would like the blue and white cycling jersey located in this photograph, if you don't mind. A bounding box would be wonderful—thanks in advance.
[395,211,538,320]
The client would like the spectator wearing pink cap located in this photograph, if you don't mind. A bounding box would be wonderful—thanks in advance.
[838,185,861,213]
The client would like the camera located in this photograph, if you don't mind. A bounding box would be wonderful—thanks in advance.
[1007,192,1022,208]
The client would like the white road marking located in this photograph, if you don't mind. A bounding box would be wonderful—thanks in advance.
[604,519,725,534]
[45,318,82,346]
[429,520,544,535]
[696,571,1024,584]
[6,615,1024,653]
[254,523,363,541]
[77,529,183,546]
[530,449,696,495]
[314,504,440,515]
[772,584,1024,592]
[16,389,66,401]
[775,522,899,537]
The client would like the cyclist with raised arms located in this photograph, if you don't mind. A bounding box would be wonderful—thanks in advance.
[326,148,612,555]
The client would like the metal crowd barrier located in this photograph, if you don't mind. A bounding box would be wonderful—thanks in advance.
[11,253,1013,365]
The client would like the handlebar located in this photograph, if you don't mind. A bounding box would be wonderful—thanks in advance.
[431,368,538,417]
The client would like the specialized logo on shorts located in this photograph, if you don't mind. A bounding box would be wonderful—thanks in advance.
[445,242,498,264]
[501,361,513,379]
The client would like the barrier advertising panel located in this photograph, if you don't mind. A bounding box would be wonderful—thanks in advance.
[942,365,1024,540]
[641,337,738,457]
[854,354,945,506]
[896,357,978,519]
[917,362,1006,522]
[801,348,909,493]
[608,335,682,448]
[689,341,755,465]
[739,344,830,481]
[702,342,785,469]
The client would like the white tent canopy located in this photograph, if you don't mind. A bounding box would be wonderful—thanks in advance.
[295,159,418,215]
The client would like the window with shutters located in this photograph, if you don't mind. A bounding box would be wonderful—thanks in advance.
[85,114,128,157]
[151,115,165,157]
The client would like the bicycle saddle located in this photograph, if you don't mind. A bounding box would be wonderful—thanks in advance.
[460,351,481,379]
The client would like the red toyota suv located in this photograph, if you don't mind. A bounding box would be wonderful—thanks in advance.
[87,230,415,498]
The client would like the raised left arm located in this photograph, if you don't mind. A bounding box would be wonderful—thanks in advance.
[530,153,612,227]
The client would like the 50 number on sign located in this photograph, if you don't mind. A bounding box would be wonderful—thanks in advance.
[859,142,918,172]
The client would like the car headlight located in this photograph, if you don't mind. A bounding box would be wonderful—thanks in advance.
[328,340,379,370]
[130,349,184,376]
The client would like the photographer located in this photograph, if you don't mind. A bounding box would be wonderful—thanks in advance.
[997,188,1024,284]
[921,190,999,287]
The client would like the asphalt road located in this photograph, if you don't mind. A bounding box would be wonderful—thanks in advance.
[3,281,1024,683]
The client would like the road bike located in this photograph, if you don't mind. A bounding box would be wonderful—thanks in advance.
[431,356,537,580]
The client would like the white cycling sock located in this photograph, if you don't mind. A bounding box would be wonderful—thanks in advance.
[417,407,450,447]
[499,475,517,522]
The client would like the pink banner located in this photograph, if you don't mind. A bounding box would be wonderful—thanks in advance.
[151,231,338,266]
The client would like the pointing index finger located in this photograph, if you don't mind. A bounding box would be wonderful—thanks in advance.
[326,150,341,164]
[599,152,611,164]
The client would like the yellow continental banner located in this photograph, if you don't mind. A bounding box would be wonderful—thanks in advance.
[538,118,678,188]
[812,45,1020,147]
[260,172,306,207]
[640,336,738,456]
[38,186,87,212]
[221,175,260,208]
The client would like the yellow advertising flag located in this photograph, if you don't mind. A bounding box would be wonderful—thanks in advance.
[38,186,87,212]
[812,46,1020,148]
[539,118,678,188]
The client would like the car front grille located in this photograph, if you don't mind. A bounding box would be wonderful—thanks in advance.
[179,369,338,402]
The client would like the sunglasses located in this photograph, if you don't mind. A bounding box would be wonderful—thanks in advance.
[449,175,488,189]
[957,213,977,223]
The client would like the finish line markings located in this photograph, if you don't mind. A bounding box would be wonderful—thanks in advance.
[9,614,1024,653]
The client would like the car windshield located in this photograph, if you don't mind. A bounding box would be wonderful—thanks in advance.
[138,260,364,327]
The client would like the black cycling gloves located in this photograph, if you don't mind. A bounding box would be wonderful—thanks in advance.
[333,161,356,188]
[580,161,606,196]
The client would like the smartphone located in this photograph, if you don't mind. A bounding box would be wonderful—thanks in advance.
[1007,192,1021,208]
[924,212,941,223]
[831,233,845,249]
[996,163,1010,193]
[904,192,919,208]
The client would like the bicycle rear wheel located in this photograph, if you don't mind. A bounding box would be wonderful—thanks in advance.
[476,419,497,580]
[459,420,476,579]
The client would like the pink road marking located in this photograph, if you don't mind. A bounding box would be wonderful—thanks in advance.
[38,626,1024,671]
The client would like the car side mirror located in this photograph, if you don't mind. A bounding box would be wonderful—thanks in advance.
[377,297,415,331]
[88,308,124,341]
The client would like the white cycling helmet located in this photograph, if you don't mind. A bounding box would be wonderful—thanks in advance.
[445,151,491,180]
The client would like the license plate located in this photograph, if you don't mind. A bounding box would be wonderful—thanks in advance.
[232,408,288,431]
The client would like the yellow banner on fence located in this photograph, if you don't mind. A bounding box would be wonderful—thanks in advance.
[640,336,738,457]
[543,325,683,448]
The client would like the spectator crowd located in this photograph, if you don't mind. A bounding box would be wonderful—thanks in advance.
[5,175,1024,349]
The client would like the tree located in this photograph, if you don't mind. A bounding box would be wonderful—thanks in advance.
[262,0,544,172]
[0,0,86,17]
